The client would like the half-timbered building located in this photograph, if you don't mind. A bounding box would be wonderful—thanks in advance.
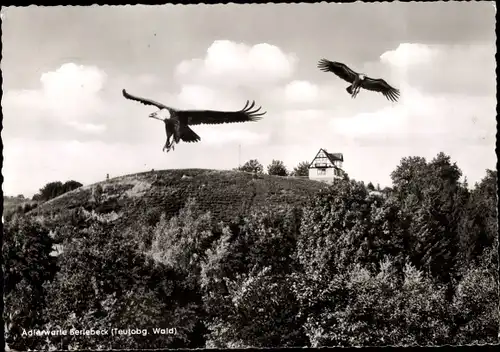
[308,148,344,183]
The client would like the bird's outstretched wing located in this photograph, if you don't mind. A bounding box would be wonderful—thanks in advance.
[177,100,267,126]
[361,78,400,102]
[317,59,359,83]
[122,89,170,110]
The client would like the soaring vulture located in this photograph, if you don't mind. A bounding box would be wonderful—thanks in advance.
[317,59,400,102]
[122,89,266,152]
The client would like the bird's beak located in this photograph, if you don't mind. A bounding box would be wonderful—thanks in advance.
[149,113,157,118]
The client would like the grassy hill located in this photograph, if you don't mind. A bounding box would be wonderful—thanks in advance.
[30,169,328,229]
[3,196,39,220]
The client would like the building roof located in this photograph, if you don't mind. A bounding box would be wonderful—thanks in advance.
[309,148,344,168]
[326,152,344,162]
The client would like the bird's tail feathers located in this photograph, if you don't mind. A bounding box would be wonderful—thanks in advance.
[180,126,201,143]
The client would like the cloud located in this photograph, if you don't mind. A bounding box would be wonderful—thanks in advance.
[330,83,495,143]
[284,80,319,103]
[2,63,109,140]
[175,40,297,88]
[327,81,496,188]
[379,43,496,96]
[177,84,218,109]
[380,43,437,68]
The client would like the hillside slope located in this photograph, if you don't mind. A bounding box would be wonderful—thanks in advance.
[3,196,39,219]
[31,169,328,228]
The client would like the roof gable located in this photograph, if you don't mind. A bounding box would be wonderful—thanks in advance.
[309,148,344,168]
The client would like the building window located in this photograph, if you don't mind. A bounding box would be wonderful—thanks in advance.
[317,168,326,176]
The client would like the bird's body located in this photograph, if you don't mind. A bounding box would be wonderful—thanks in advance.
[317,59,400,102]
[122,89,266,152]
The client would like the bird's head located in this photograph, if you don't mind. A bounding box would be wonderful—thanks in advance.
[149,108,171,121]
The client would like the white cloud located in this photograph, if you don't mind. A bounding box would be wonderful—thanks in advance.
[39,63,107,122]
[284,80,319,103]
[327,82,496,188]
[380,42,496,96]
[2,63,109,139]
[380,43,437,68]
[175,40,297,88]
[177,85,218,109]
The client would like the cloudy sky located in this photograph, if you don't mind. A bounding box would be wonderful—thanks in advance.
[1,3,496,197]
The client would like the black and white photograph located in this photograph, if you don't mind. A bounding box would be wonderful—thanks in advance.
[1,2,498,350]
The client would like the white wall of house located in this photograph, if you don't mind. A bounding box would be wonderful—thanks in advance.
[308,167,343,183]
[309,167,334,183]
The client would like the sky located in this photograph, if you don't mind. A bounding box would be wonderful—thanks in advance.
[1,3,497,197]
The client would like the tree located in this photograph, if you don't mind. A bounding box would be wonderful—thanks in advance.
[43,217,202,350]
[451,250,499,345]
[32,180,83,202]
[200,205,307,347]
[3,216,58,350]
[267,159,288,176]
[390,153,468,290]
[367,182,375,191]
[291,161,310,177]
[62,180,83,193]
[458,169,497,267]
[301,260,450,347]
[237,159,264,174]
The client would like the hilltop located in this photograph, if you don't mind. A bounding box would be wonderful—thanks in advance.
[30,169,328,229]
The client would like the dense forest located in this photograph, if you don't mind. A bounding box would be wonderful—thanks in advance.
[3,152,498,349]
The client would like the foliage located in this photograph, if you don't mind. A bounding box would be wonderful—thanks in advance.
[32,180,83,202]
[451,247,499,345]
[292,161,310,177]
[2,215,58,350]
[267,159,289,176]
[299,260,450,347]
[3,199,39,221]
[237,159,264,174]
[200,205,308,348]
[41,217,201,350]
[297,179,410,277]
[458,169,498,268]
[390,153,470,290]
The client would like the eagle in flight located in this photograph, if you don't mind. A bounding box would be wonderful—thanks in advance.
[317,59,400,102]
[122,89,266,152]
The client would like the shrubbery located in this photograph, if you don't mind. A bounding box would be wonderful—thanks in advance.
[3,152,498,349]
[32,180,83,202]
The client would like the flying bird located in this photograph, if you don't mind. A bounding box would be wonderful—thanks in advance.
[317,59,400,102]
[122,89,266,152]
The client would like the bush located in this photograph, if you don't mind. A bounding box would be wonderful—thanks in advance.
[237,159,264,174]
[267,159,288,176]
[299,260,450,347]
[200,205,307,347]
[40,203,207,350]
[3,215,58,350]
